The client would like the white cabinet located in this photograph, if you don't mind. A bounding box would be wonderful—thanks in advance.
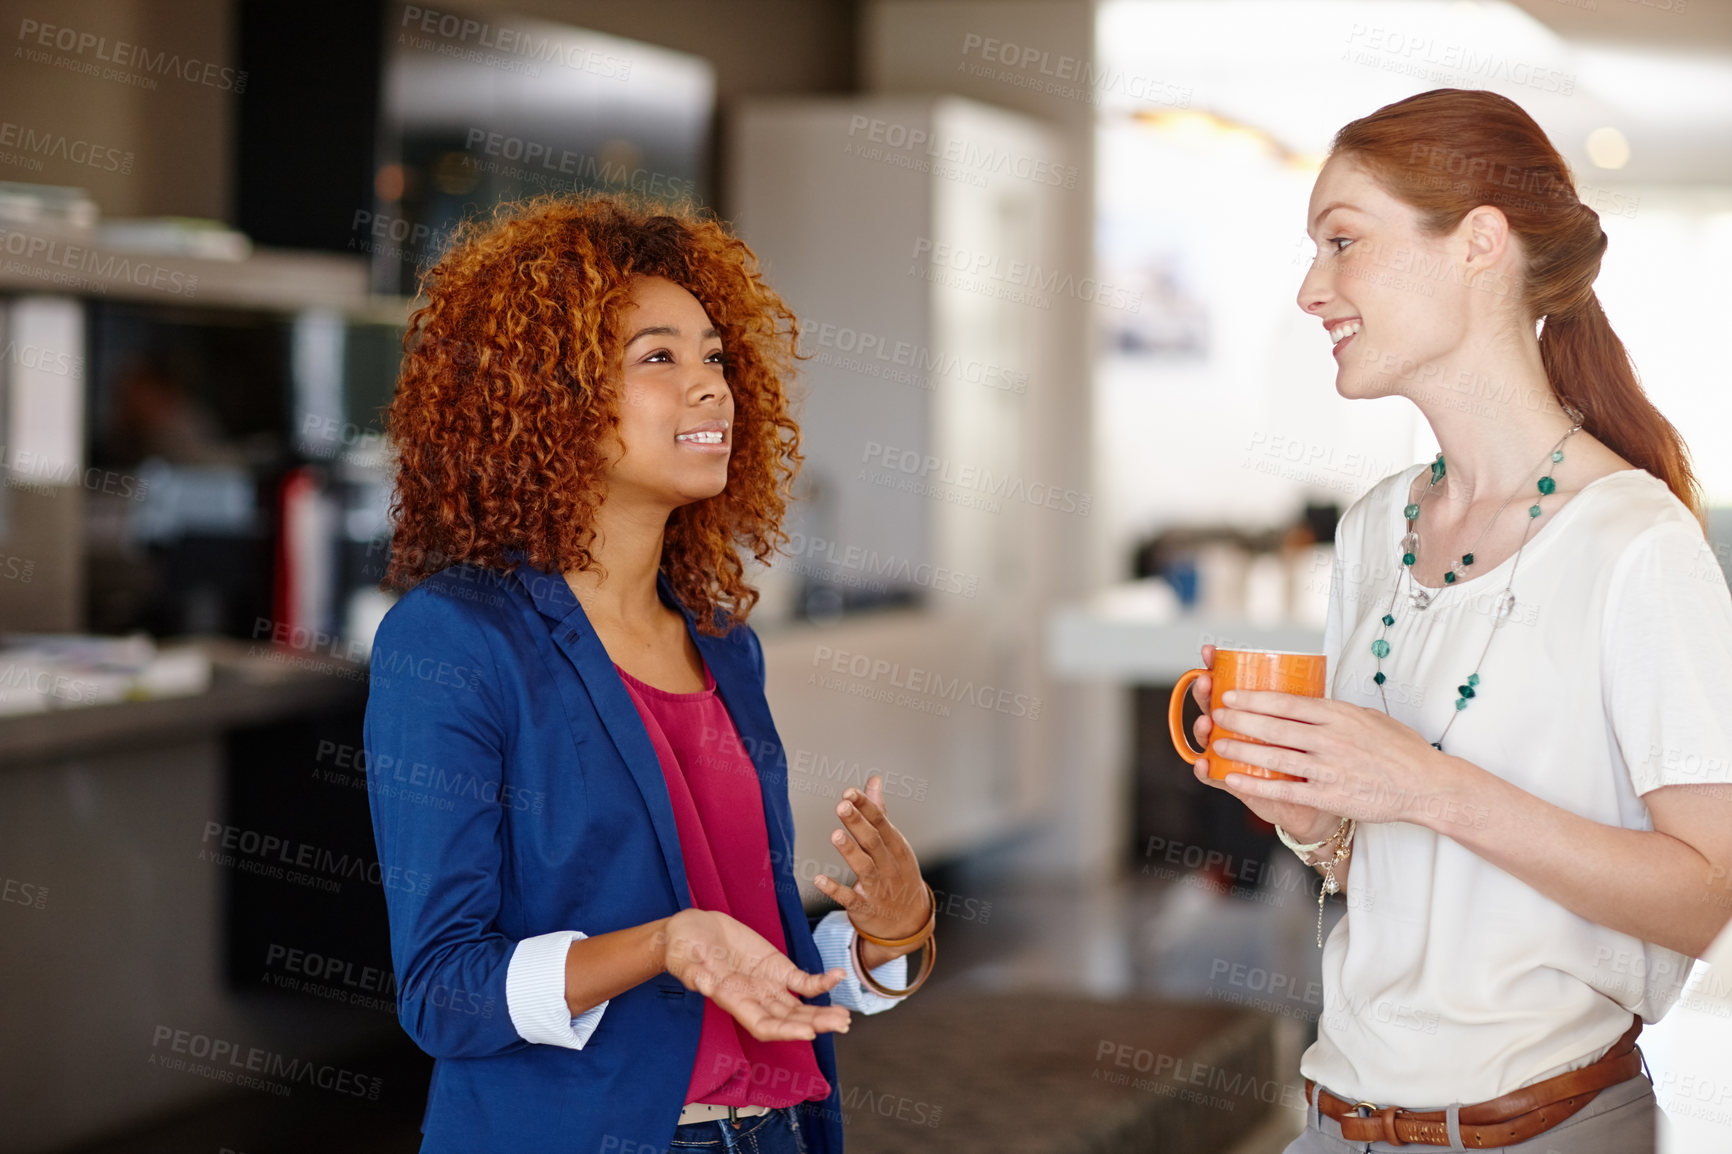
[730,96,1071,873]
[732,95,1067,618]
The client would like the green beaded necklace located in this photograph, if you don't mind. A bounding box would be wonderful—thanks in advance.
[1370,420,1583,751]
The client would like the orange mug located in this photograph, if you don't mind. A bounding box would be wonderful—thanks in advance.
[1168,649,1327,781]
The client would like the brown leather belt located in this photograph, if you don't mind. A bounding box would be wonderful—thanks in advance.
[1306,1018,1644,1148]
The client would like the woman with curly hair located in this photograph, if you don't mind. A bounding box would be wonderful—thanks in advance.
[1189,89,1732,1152]
[364,195,936,1154]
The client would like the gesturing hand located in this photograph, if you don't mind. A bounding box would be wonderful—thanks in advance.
[812,775,930,958]
[659,908,851,1041]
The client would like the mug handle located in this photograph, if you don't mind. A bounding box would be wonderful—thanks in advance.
[1168,668,1207,765]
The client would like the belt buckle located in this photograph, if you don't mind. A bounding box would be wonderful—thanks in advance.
[1354,1103,1408,1147]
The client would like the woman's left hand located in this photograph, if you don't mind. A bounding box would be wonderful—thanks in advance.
[813,775,931,963]
[1209,690,1478,832]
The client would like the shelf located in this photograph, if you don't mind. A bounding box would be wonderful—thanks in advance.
[0,227,387,313]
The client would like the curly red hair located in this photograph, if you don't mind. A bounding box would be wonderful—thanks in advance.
[383,194,802,633]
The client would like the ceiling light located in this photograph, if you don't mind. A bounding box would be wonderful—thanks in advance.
[1586,127,1631,170]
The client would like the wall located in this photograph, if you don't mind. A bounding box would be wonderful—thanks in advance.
[0,0,236,221]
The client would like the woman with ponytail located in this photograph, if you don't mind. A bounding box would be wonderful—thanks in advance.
[1187,90,1732,1152]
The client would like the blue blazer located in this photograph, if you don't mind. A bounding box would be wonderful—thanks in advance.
[363,563,845,1154]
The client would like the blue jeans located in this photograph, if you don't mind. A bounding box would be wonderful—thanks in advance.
[669,1107,810,1154]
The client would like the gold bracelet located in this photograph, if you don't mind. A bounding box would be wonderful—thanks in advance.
[1311,819,1356,947]
[851,929,936,998]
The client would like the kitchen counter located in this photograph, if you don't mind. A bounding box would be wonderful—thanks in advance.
[1047,581,1325,684]
[0,639,368,765]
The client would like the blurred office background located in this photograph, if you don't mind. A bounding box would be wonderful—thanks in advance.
[1,0,1728,1151]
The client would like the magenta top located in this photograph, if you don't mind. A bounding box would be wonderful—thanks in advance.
[614,662,831,1108]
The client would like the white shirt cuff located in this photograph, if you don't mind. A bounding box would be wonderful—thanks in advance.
[505,930,607,1049]
[812,910,908,1014]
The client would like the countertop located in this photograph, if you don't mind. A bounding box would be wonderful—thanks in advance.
[1047,581,1325,684]
[0,639,368,764]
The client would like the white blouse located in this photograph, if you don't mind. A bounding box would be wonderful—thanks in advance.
[1302,465,1732,1107]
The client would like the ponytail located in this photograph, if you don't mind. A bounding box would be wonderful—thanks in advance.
[1331,89,1702,519]
[1540,294,1701,518]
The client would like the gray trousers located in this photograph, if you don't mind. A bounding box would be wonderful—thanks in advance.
[1282,1073,1657,1154]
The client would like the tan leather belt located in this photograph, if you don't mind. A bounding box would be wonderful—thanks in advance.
[1307,1017,1643,1148]
[677,1102,772,1126]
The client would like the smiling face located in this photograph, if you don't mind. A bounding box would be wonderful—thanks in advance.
[1296,156,1493,402]
[601,275,734,512]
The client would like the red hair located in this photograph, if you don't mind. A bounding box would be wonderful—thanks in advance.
[383,194,802,633]
[1331,88,1700,517]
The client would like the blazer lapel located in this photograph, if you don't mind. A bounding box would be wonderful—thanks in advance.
[516,567,693,909]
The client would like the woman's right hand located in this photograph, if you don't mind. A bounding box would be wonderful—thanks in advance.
[1191,644,1339,843]
[659,908,851,1041]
